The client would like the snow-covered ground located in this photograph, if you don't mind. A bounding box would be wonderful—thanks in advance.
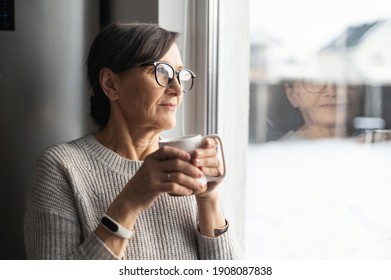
[245,139,391,259]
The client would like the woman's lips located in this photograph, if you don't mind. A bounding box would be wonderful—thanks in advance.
[159,103,177,111]
[319,103,351,108]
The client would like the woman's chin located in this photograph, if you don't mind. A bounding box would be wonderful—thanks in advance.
[160,119,176,131]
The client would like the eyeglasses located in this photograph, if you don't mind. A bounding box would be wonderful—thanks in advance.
[298,79,360,94]
[300,79,328,93]
[139,62,196,93]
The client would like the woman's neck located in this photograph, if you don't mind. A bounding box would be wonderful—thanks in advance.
[95,119,160,161]
[296,124,347,139]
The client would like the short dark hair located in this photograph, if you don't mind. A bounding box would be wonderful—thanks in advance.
[86,22,180,128]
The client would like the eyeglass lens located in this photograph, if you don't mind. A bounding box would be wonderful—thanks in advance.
[301,80,360,94]
[302,80,327,93]
[156,63,193,92]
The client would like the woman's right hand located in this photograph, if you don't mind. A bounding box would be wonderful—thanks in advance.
[96,145,205,258]
[121,145,205,212]
[95,146,203,258]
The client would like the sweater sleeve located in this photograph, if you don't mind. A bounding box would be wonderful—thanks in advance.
[24,147,118,260]
[196,226,241,260]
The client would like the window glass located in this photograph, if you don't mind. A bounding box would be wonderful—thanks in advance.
[247,0,391,259]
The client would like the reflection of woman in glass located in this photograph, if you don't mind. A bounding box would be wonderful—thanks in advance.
[280,79,362,140]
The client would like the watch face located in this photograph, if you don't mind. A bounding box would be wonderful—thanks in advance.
[101,216,118,232]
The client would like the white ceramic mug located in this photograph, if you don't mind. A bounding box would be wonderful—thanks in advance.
[158,134,226,185]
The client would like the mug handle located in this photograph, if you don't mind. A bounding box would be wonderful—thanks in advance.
[202,134,226,182]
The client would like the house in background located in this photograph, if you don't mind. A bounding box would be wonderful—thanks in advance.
[318,19,391,86]
[317,19,391,130]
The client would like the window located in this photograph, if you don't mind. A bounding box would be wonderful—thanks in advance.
[160,0,250,253]
[247,0,391,259]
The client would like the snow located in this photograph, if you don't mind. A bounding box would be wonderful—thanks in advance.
[245,139,391,259]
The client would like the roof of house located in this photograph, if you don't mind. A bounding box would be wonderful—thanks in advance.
[320,20,383,52]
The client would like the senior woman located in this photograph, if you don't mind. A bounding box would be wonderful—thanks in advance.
[24,23,239,260]
[280,79,362,140]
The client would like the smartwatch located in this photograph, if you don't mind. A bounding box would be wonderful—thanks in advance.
[100,214,134,239]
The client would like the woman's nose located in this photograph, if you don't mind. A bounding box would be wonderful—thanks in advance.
[322,83,337,96]
[166,76,183,96]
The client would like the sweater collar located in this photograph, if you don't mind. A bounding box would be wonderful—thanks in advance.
[80,133,144,175]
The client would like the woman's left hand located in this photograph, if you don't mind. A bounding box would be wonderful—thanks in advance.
[192,137,224,198]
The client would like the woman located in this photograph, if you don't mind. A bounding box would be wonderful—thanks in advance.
[24,23,238,260]
[280,79,362,140]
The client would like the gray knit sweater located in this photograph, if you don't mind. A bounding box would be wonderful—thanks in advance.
[24,134,239,260]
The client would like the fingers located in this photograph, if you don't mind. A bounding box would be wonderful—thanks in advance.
[162,171,205,195]
[162,160,204,187]
[145,142,221,196]
[162,171,197,196]
[193,138,218,158]
[192,156,220,168]
[192,137,223,178]
[192,138,220,168]
[151,147,205,195]
[203,137,219,148]
[200,166,221,177]
[151,145,191,162]
[161,157,203,177]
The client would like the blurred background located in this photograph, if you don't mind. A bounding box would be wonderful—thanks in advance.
[249,0,391,142]
[246,0,391,259]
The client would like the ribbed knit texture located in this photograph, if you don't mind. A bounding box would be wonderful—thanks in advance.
[24,134,239,260]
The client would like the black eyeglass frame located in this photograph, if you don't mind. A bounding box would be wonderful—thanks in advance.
[299,79,328,94]
[289,78,361,94]
[139,62,196,93]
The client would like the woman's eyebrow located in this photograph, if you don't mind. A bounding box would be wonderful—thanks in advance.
[160,61,184,70]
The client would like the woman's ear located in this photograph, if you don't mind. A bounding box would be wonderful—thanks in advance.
[99,68,119,101]
[285,83,299,108]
